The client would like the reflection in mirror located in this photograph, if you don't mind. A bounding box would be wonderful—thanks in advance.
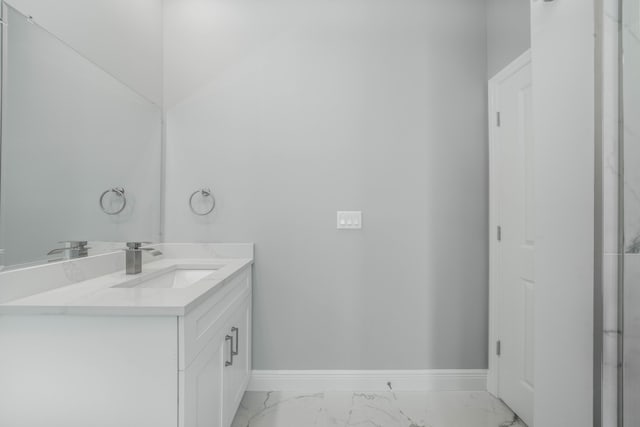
[0,4,162,269]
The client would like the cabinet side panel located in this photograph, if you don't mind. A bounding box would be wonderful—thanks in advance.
[0,315,178,427]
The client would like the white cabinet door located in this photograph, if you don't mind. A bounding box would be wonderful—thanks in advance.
[222,299,251,427]
[182,337,225,427]
[0,315,178,427]
[182,297,251,427]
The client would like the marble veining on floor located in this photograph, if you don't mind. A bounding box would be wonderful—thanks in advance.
[231,391,526,427]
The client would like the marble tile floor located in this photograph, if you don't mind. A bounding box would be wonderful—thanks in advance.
[231,391,527,427]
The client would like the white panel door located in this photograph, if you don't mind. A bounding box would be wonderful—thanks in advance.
[490,52,534,426]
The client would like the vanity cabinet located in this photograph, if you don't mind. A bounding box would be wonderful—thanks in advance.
[0,264,252,427]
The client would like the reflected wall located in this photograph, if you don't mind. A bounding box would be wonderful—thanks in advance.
[0,5,162,267]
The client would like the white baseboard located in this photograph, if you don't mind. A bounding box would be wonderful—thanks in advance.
[248,370,487,392]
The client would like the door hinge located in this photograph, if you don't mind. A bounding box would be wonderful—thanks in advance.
[496,112,501,127]
[497,226,502,242]
[496,340,501,356]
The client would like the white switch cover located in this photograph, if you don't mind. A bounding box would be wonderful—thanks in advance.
[337,211,362,229]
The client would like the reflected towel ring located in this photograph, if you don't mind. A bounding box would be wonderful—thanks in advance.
[99,187,127,215]
[189,188,216,216]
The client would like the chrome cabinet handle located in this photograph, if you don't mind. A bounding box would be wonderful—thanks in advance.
[231,327,239,356]
[225,334,234,367]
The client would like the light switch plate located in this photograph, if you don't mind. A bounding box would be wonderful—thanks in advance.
[337,211,362,229]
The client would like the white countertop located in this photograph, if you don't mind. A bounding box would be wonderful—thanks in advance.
[0,257,253,316]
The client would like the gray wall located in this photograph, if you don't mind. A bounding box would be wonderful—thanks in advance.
[164,0,489,369]
[486,0,531,78]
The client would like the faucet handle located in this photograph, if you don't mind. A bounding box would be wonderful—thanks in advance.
[125,242,161,256]
[48,241,91,257]
[125,242,151,250]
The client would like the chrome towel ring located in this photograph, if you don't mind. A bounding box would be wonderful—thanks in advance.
[189,188,215,216]
[99,187,127,215]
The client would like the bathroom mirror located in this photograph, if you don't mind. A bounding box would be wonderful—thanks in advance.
[0,3,162,269]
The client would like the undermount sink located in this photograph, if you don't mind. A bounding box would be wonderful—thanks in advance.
[115,267,219,289]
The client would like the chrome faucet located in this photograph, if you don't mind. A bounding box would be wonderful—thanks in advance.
[125,242,162,275]
[48,241,90,261]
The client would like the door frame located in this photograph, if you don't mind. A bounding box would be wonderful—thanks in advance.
[487,49,532,397]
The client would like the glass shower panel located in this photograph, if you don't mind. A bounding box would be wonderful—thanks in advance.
[0,6,162,268]
[623,0,640,425]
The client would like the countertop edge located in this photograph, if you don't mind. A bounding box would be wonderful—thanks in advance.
[0,258,254,317]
